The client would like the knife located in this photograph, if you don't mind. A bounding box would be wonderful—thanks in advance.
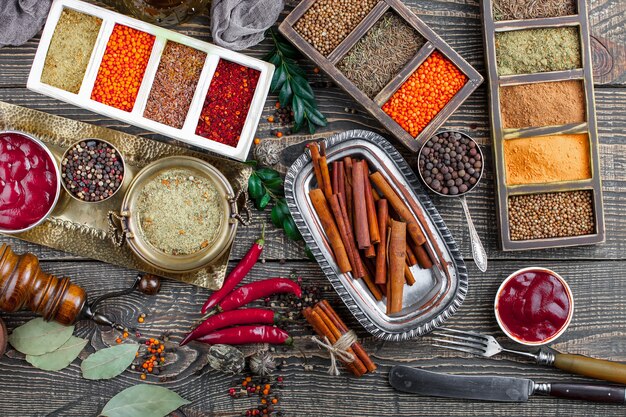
[389,366,625,404]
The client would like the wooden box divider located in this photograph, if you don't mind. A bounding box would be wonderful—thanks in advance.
[279,0,483,153]
[482,0,605,251]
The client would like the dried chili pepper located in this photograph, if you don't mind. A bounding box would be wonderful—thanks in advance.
[197,325,292,345]
[201,230,265,314]
[181,308,283,346]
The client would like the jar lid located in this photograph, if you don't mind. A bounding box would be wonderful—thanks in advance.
[119,156,237,274]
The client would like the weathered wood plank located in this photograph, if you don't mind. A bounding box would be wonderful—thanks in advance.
[1,259,625,416]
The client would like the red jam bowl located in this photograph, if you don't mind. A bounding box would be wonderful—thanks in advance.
[0,131,61,233]
[494,267,574,346]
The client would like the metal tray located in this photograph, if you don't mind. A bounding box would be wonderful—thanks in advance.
[285,130,468,340]
[0,101,252,290]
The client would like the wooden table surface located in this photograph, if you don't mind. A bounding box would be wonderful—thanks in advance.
[1,0,625,416]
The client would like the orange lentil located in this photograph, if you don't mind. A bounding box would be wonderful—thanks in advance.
[275,131,283,138]
[267,116,274,123]
[254,137,261,145]
[116,338,122,344]
[313,67,320,74]
[140,373,147,380]
[382,51,467,137]
[91,24,155,112]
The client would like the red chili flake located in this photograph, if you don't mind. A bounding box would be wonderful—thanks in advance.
[195,59,260,147]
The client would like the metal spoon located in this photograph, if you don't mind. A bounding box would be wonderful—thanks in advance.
[417,131,488,272]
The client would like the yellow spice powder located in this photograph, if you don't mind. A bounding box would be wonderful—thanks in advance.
[504,134,591,185]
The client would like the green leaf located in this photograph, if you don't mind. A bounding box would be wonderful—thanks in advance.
[264,177,284,195]
[283,215,302,241]
[256,168,280,181]
[304,244,316,261]
[100,384,190,417]
[278,80,293,107]
[306,106,327,127]
[8,318,74,356]
[307,118,316,135]
[244,160,258,167]
[26,336,87,371]
[267,52,281,66]
[256,192,271,210]
[248,174,263,199]
[291,76,315,101]
[271,66,287,92]
[81,343,139,380]
[276,41,299,59]
[292,95,305,125]
[277,198,291,215]
[271,205,285,228]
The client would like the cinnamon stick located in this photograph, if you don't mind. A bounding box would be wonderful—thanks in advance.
[388,219,406,314]
[319,155,333,201]
[329,194,359,277]
[352,160,370,250]
[406,244,418,266]
[309,143,324,192]
[404,263,416,286]
[343,157,354,229]
[303,307,362,376]
[375,199,388,285]
[331,161,339,194]
[309,189,352,273]
[318,300,377,373]
[337,162,345,200]
[369,172,426,247]
[337,193,365,278]
[414,244,433,269]
[364,243,376,258]
[360,254,383,301]
[362,161,380,244]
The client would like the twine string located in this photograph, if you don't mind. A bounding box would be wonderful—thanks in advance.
[311,330,358,376]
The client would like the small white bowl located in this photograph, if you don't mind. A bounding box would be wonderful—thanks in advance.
[494,267,574,346]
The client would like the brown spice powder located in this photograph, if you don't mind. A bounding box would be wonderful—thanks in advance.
[41,9,102,94]
[500,80,586,129]
[504,134,591,185]
[144,42,206,129]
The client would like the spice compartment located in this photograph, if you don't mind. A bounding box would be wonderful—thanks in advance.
[482,0,605,250]
[27,0,274,162]
[285,130,468,340]
[279,0,483,153]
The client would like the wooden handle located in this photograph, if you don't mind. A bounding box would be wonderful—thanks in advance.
[0,244,86,325]
[549,383,625,404]
[554,353,626,385]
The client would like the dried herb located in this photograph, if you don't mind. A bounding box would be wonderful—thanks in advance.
[100,384,189,417]
[26,335,87,371]
[248,164,302,242]
[493,0,576,21]
[265,30,327,134]
[8,318,74,356]
[81,343,139,380]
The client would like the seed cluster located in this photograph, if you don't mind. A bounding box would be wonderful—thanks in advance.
[229,375,285,416]
[91,24,155,112]
[419,132,482,196]
[508,191,595,241]
[294,0,378,56]
[383,51,467,137]
[61,140,124,202]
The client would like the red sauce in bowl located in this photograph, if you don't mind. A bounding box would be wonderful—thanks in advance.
[496,269,572,344]
[0,132,59,231]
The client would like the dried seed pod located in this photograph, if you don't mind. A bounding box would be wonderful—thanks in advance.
[207,344,245,374]
[249,349,276,376]
[0,318,7,358]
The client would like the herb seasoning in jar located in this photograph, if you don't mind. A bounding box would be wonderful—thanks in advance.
[136,168,223,255]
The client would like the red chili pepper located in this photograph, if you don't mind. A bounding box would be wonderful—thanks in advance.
[201,231,265,314]
[216,278,302,313]
[180,308,281,346]
[197,325,292,345]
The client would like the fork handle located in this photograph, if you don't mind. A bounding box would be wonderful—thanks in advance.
[554,353,626,384]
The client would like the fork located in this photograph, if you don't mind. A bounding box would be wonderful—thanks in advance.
[432,327,626,385]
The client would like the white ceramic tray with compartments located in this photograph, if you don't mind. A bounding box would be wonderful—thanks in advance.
[27,0,274,161]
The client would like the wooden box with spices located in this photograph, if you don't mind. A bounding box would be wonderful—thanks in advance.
[279,0,483,152]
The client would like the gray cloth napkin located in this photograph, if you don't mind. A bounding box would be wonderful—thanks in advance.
[211,0,284,51]
[0,0,52,48]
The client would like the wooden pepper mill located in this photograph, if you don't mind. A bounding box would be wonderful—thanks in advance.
[0,243,160,328]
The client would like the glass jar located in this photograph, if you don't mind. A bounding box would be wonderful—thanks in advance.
[112,0,210,26]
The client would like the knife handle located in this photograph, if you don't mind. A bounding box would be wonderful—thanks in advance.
[545,383,625,404]
[554,353,626,384]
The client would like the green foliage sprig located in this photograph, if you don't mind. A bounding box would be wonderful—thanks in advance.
[265,29,327,134]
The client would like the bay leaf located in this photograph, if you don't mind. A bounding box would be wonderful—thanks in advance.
[81,343,139,380]
[26,336,87,371]
[8,318,74,355]
[100,384,190,417]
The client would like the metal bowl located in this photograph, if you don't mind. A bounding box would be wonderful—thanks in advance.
[113,156,239,274]
[0,130,61,234]
[285,130,469,341]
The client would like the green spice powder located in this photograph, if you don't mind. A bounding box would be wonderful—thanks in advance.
[495,27,581,76]
[338,12,426,99]
[137,168,223,256]
[41,8,102,94]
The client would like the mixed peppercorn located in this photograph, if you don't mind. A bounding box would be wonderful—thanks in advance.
[91,24,155,112]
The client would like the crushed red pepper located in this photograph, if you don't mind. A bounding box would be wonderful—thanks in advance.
[195,59,260,147]
[91,24,155,112]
